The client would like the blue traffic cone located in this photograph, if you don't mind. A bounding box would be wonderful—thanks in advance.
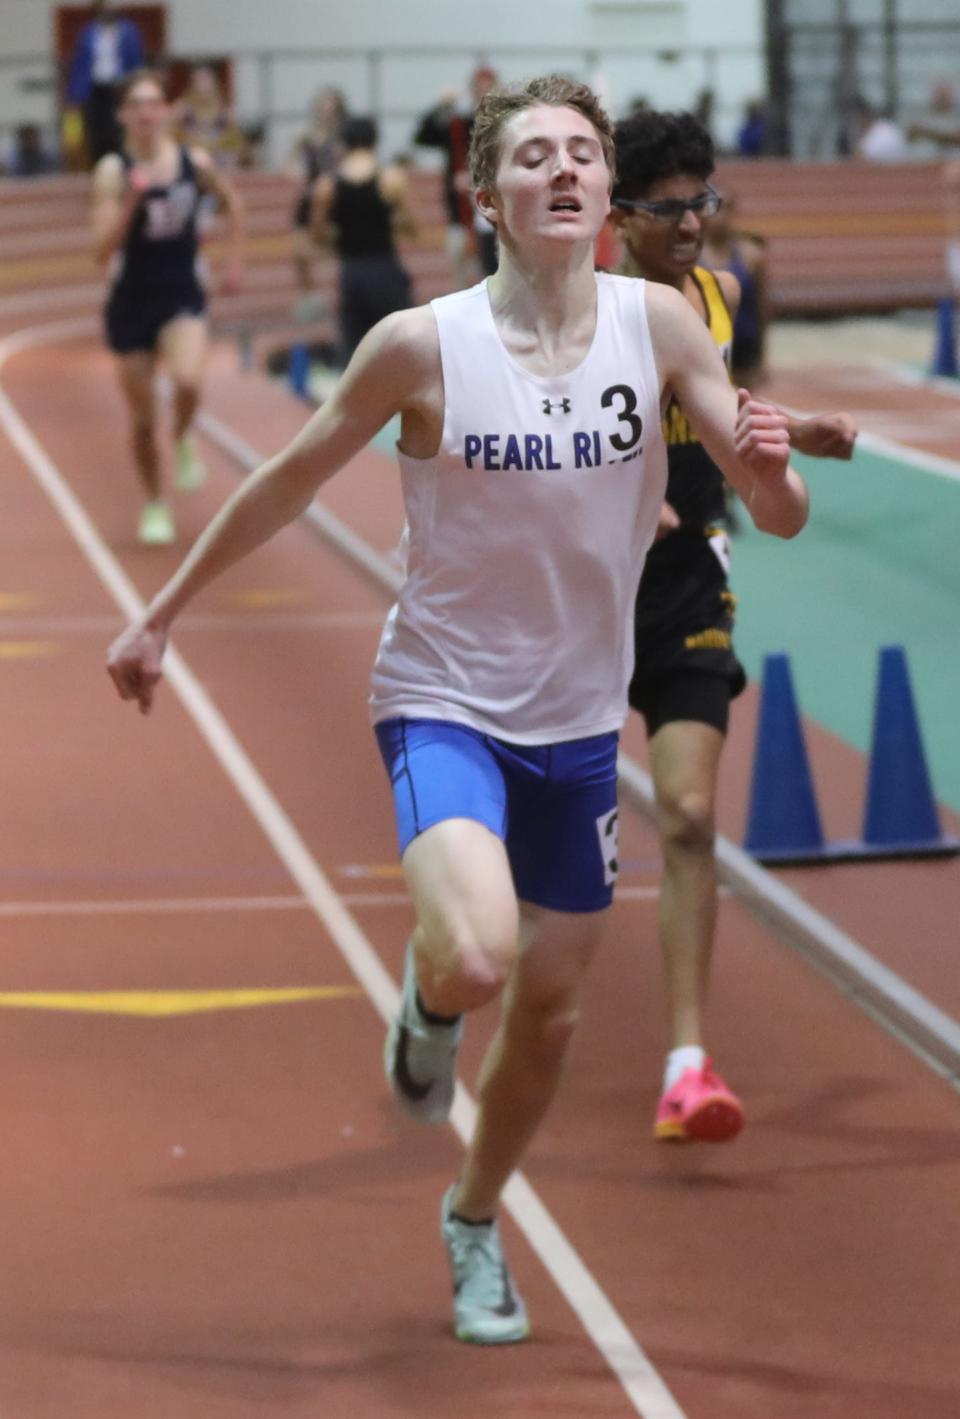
[744,653,828,863]
[288,342,311,400]
[861,645,960,855]
[930,296,958,378]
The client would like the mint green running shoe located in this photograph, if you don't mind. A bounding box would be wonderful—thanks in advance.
[174,433,207,492]
[137,500,175,547]
[384,945,462,1125]
[441,1187,530,1345]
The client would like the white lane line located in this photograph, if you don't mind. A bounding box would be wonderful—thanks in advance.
[0,286,100,318]
[0,886,714,917]
[875,358,960,400]
[616,757,960,1084]
[854,428,960,485]
[0,611,387,635]
[201,384,960,1088]
[0,327,688,1417]
[196,407,409,594]
[778,385,960,485]
[616,884,730,900]
[0,895,310,918]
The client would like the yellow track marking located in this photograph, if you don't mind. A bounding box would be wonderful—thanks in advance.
[233,588,307,608]
[0,640,58,659]
[0,986,361,1016]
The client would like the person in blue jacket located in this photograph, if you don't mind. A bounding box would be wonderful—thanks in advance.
[67,0,145,163]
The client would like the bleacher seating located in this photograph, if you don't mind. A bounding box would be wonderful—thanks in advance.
[714,158,953,313]
[0,160,953,343]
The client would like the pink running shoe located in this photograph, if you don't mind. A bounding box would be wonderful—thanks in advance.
[654,1059,744,1142]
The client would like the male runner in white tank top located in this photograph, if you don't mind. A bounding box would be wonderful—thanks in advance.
[108,75,809,1348]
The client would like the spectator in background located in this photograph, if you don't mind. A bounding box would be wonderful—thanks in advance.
[908,80,960,154]
[413,65,498,287]
[736,99,767,158]
[693,88,715,139]
[701,192,769,388]
[6,124,57,177]
[286,87,347,315]
[905,82,960,294]
[173,63,248,171]
[946,160,960,294]
[67,0,145,163]
[854,98,907,162]
[311,115,415,366]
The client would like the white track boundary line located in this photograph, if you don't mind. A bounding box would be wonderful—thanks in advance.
[198,383,960,1089]
[779,384,960,485]
[0,326,687,1417]
[615,758,960,1085]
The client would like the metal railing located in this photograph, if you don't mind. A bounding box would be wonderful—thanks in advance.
[0,40,761,168]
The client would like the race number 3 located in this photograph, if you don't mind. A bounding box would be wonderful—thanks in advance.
[595,807,619,887]
[601,384,643,452]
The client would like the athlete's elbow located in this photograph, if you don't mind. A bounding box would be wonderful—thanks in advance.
[267,452,325,521]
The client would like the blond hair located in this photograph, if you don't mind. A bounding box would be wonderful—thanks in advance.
[469,74,616,192]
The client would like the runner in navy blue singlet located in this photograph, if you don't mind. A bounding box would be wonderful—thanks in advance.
[92,69,244,545]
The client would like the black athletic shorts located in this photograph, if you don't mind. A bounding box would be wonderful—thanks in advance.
[629,533,746,737]
[105,280,207,354]
[338,256,412,363]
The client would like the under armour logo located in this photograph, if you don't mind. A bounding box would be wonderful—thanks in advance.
[542,398,571,415]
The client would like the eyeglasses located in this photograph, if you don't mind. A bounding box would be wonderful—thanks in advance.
[612,183,723,223]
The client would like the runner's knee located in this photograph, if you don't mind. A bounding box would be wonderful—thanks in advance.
[172,376,201,403]
[658,787,716,853]
[419,915,518,1010]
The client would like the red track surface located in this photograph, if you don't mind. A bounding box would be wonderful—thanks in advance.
[1,319,959,1419]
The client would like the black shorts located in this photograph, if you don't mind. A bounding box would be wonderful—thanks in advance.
[629,534,746,737]
[105,281,207,354]
[633,669,735,738]
[338,256,412,363]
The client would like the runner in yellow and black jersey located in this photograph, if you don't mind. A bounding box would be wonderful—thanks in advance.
[632,260,745,715]
[610,108,857,1144]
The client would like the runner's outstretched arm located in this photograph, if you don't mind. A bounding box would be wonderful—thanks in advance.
[787,412,857,460]
[106,306,435,712]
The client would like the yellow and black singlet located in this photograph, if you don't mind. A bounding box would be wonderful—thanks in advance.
[650,265,733,562]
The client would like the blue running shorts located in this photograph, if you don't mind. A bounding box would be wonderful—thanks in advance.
[374,717,620,913]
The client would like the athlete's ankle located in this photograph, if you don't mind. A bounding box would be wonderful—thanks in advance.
[663,1044,706,1092]
[415,987,461,1028]
[448,1183,497,1226]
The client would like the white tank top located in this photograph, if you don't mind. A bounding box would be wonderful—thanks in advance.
[369,272,667,744]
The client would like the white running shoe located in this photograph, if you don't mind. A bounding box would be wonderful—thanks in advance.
[441,1186,530,1345]
[137,500,176,546]
[384,944,462,1125]
[174,434,206,491]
